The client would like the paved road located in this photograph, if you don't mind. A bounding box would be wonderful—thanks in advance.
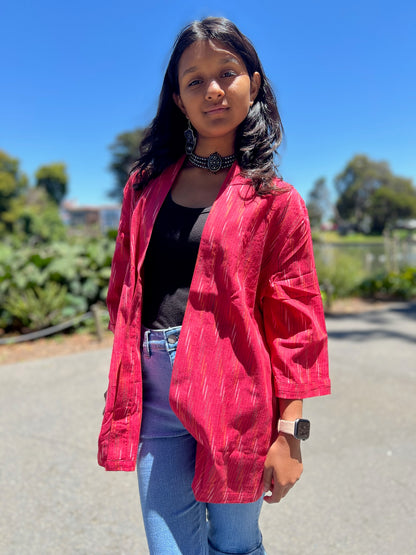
[1,302,415,554]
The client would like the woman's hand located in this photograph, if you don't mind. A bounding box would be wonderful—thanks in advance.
[263,432,303,503]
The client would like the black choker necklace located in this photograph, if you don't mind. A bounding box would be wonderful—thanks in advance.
[188,152,236,173]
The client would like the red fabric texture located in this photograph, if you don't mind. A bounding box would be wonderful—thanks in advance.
[97,157,330,502]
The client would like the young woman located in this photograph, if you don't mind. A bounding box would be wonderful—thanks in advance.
[98,17,330,554]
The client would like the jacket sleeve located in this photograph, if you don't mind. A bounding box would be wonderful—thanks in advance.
[106,176,136,332]
[260,190,330,399]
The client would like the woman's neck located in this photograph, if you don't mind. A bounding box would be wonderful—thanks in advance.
[194,134,235,157]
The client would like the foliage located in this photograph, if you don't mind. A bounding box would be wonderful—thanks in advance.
[1,150,66,242]
[312,231,384,244]
[4,283,68,330]
[76,308,110,334]
[35,162,68,205]
[0,150,29,232]
[108,127,144,200]
[370,187,416,234]
[306,177,331,228]
[4,187,66,242]
[0,237,115,333]
[357,267,416,300]
[335,154,416,234]
[314,248,367,299]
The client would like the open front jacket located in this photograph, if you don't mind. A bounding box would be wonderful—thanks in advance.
[97,156,330,503]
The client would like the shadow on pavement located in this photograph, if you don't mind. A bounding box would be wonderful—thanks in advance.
[326,301,416,344]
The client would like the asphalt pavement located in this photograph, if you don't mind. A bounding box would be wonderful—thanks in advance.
[1,302,415,554]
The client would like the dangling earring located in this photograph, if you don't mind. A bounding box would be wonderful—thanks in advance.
[184,119,196,155]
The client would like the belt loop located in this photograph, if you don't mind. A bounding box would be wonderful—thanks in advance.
[142,329,151,357]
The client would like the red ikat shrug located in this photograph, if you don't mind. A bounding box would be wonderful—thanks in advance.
[97,157,330,503]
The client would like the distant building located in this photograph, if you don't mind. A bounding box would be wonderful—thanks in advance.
[61,201,121,233]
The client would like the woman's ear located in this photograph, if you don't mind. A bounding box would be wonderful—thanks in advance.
[173,93,187,116]
[250,72,261,103]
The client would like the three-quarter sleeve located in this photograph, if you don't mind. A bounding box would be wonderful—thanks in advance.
[260,192,330,399]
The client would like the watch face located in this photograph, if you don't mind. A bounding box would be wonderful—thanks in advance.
[295,419,310,440]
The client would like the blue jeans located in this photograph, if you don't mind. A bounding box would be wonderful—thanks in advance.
[137,327,266,554]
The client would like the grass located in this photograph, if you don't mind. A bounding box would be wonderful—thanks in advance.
[313,231,384,244]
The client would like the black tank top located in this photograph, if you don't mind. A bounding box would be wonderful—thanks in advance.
[141,192,211,329]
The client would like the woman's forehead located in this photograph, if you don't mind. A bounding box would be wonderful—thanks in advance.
[178,39,244,76]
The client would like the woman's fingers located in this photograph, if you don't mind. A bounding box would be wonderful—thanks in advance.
[262,466,273,497]
[263,433,303,503]
[263,480,293,504]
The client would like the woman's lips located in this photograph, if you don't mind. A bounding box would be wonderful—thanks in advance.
[205,106,228,115]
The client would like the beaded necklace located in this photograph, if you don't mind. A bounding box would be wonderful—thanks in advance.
[188,152,236,173]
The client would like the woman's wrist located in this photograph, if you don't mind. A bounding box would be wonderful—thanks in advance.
[278,398,303,423]
[275,431,301,447]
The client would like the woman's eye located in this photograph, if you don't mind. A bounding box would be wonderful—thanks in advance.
[188,79,201,87]
[222,71,236,78]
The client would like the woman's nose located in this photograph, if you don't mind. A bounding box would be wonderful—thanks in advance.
[205,79,225,100]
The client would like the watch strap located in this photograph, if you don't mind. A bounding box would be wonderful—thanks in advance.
[277,419,296,435]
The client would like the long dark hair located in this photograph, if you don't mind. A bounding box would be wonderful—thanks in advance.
[132,17,284,194]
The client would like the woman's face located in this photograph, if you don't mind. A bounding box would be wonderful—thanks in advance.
[174,39,260,150]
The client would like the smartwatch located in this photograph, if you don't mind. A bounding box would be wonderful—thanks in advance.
[278,418,310,440]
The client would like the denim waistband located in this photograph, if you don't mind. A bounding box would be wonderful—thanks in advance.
[141,326,182,357]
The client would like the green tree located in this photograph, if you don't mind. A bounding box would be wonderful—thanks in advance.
[35,162,68,205]
[5,186,66,243]
[108,128,144,200]
[306,177,331,228]
[0,150,28,231]
[370,183,416,233]
[335,155,416,233]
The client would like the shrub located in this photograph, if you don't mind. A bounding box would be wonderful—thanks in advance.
[0,237,115,333]
[314,248,366,299]
[357,267,416,300]
[4,283,68,330]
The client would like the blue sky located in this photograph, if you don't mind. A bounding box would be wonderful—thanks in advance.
[2,0,415,205]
